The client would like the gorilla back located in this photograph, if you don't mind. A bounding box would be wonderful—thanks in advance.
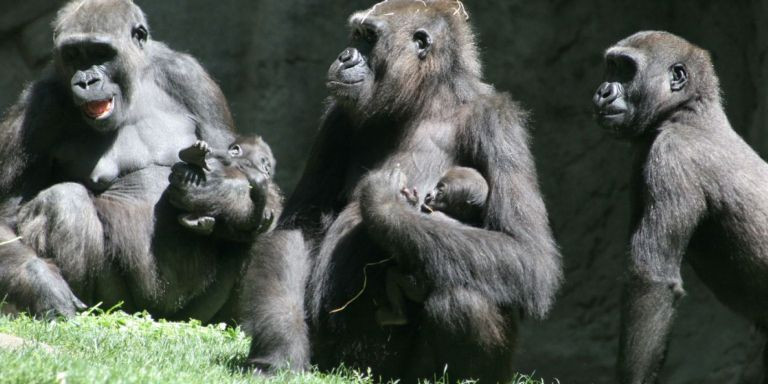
[594,31,768,383]
[242,1,561,381]
[0,0,266,322]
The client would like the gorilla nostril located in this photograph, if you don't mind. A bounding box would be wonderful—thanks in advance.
[596,82,620,103]
[339,48,353,62]
[425,193,433,203]
[339,48,362,69]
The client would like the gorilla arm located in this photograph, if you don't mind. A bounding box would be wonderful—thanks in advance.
[0,77,88,316]
[0,76,70,200]
[618,131,705,384]
[359,94,562,320]
[278,102,352,232]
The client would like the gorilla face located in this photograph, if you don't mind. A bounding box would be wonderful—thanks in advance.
[424,180,450,213]
[326,19,382,107]
[53,0,149,132]
[221,139,275,183]
[423,167,488,224]
[593,32,695,139]
[326,1,469,116]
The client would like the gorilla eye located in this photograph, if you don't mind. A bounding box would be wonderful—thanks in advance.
[62,46,80,63]
[413,29,433,60]
[89,43,117,63]
[670,63,688,91]
[132,24,148,46]
[364,29,377,44]
[353,27,377,45]
[228,144,243,157]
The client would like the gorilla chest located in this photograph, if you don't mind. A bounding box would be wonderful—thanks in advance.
[53,111,197,191]
[348,122,458,194]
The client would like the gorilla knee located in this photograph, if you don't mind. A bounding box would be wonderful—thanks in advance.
[18,183,104,285]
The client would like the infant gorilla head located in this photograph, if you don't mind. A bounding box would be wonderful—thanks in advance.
[420,167,488,225]
[176,137,275,235]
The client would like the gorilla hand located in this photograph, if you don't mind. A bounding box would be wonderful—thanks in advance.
[359,168,414,225]
[21,258,87,318]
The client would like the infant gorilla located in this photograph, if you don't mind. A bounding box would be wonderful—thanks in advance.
[377,166,489,326]
[177,138,275,235]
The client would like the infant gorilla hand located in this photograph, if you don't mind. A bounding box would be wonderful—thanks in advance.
[359,168,416,206]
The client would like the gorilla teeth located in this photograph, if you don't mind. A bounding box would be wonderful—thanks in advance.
[84,99,114,119]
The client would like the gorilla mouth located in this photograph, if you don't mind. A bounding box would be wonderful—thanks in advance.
[327,79,364,87]
[598,110,625,117]
[83,98,114,119]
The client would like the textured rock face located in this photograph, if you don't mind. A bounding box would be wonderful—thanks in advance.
[1,1,767,383]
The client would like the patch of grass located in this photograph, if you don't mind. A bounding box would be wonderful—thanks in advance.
[0,306,553,384]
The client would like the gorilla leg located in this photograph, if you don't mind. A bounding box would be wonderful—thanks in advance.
[0,232,86,317]
[377,268,426,326]
[0,183,103,315]
[241,229,310,373]
[15,183,105,303]
[96,165,220,313]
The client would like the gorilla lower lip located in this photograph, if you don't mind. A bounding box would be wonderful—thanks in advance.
[328,79,363,86]
[599,110,625,117]
[84,99,114,119]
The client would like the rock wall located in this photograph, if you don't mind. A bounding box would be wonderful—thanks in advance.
[1,1,767,383]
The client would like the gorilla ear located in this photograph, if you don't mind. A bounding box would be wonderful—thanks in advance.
[670,63,688,91]
[414,29,433,60]
[132,24,148,47]
[228,144,243,157]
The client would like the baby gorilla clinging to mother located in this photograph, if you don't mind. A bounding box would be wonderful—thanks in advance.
[421,166,489,226]
[176,137,276,236]
[377,167,489,326]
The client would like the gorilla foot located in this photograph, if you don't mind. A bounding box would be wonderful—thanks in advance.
[246,357,298,377]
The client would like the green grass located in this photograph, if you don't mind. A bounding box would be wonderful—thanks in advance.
[0,306,552,384]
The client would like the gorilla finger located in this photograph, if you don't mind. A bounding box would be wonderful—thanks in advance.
[73,295,88,311]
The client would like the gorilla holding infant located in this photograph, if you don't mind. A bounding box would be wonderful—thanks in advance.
[0,0,562,382]
[241,0,562,382]
[0,0,280,323]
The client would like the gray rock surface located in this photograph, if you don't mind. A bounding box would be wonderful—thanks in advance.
[0,333,53,353]
[1,1,767,383]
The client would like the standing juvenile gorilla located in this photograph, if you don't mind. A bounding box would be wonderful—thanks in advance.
[593,31,768,383]
[241,1,562,381]
[0,0,277,322]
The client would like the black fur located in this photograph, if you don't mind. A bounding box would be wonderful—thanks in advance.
[0,0,278,323]
[593,31,768,383]
[377,166,488,326]
[242,1,561,381]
